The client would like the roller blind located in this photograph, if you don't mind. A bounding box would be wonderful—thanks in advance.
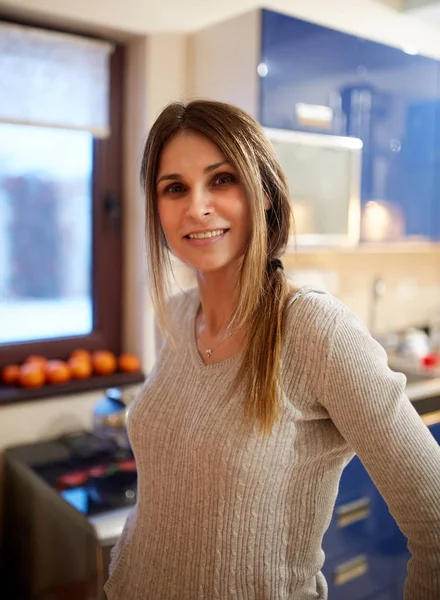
[0,22,113,138]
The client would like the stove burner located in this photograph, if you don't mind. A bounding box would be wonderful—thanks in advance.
[88,469,137,508]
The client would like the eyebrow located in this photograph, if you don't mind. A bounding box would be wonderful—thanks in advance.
[156,161,230,185]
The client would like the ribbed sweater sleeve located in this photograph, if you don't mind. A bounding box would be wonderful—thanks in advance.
[320,308,440,599]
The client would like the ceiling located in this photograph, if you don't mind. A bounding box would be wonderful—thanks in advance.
[404,1,440,28]
[1,0,440,52]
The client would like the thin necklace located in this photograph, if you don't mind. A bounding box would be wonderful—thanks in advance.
[196,315,236,359]
[198,331,235,358]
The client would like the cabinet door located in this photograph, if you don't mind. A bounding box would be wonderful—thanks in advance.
[347,38,440,239]
[323,547,398,600]
[429,420,440,444]
[323,456,405,563]
[259,10,360,135]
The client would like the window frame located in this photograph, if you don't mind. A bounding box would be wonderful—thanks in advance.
[0,23,143,403]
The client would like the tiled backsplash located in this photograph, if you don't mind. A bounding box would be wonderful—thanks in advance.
[285,244,440,336]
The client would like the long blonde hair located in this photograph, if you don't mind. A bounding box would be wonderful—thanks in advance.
[140,100,294,434]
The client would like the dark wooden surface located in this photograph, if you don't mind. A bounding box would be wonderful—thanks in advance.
[0,370,144,405]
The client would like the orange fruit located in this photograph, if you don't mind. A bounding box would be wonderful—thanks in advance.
[118,353,141,373]
[92,351,117,376]
[1,364,21,386]
[19,363,46,388]
[70,349,92,363]
[25,355,48,369]
[45,360,71,385]
[68,356,92,380]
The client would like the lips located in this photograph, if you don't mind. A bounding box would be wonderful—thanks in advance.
[184,228,229,246]
[184,228,229,239]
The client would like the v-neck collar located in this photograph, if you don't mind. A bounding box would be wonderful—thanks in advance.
[187,289,243,374]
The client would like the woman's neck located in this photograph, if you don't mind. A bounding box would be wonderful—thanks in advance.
[196,269,240,337]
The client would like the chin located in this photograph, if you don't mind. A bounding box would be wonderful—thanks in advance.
[190,260,227,273]
[182,255,235,274]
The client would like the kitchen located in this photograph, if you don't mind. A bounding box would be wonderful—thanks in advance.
[1,0,440,599]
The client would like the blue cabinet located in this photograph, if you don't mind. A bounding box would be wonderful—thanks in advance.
[323,458,401,562]
[323,421,440,598]
[322,456,408,599]
[430,421,440,443]
[352,39,440,239]
[259,9,440,240]
[260,9,360,135]
[323,547,398,600]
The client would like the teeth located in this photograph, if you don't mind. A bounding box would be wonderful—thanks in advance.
[188,229,225,239]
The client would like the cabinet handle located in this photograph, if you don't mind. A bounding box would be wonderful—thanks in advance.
[334,555,368,586]
[336,497,370,528]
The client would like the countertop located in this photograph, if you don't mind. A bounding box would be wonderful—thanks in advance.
[406,377,440,403]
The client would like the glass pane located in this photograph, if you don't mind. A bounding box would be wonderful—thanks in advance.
[0,123,93,344]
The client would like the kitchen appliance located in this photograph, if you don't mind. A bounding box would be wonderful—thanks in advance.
[3,431,136,600]
[264,127,363,247]
[93,387,131,450]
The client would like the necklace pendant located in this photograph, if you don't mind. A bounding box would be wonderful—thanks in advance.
[205,348,213,358]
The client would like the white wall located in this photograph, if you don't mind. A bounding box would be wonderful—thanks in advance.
[190,11,260,118]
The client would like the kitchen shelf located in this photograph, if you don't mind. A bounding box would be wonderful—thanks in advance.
[0,371,145,406]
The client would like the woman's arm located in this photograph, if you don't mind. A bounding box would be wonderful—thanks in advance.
[320,309,440,599]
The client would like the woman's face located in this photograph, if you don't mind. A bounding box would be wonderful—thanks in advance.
[156,130,251,274]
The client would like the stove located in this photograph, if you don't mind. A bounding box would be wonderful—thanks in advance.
[3,431,137,600]
[30,431,137,517]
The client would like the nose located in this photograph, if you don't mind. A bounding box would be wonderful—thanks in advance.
[186,185,212,221]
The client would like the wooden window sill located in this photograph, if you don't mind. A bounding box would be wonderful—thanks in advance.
[0,371,145,406]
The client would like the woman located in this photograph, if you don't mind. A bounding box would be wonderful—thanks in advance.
[104,100,440,599]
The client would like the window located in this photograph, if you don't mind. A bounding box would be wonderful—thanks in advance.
[0,124,94,344]
[0,22,139,403]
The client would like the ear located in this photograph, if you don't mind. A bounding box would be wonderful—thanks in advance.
[264,194,271,211]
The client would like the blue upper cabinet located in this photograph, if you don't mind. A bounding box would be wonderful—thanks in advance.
[351,38,440,239]
[259,9,440,240]
[259,9,360,135]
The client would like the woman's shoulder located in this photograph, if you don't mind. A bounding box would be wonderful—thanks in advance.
[282,284,372,391]
[283,283,375,364]
[284,284,349,336]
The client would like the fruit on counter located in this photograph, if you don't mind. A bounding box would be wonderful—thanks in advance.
[69,349,92,364]
[118,353,141,373]
[45,360,72,384]
[1,364,21,385]
[25,354,48,369]
[1,349,142,388]
[68,355,93,380]
[18,362,46,388]
[92,350,117,376]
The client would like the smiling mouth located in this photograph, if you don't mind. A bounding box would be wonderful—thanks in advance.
[185,229,229,240]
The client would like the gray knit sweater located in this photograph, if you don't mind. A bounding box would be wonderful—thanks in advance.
[104,287,440,599]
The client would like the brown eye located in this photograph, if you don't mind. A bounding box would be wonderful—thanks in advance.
[213,173,235,186]
[165,183,185,194]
